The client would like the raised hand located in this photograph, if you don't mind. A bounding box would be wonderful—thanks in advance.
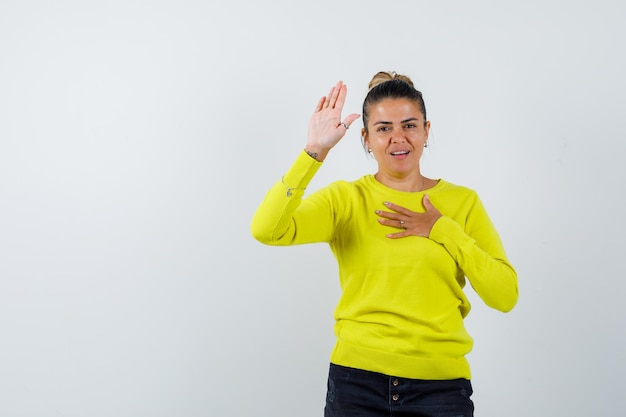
[305,81,360,161]
[375,195,442,238]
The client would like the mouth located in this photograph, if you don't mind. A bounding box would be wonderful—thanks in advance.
[390,150,410,156]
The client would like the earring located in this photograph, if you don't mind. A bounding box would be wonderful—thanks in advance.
[424,142,428,148]
[368,148,372,153]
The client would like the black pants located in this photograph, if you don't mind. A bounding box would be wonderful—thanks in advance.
[324,364,474,417]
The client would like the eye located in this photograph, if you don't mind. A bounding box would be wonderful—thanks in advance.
[377,126,390,132]
[405,123,416,129]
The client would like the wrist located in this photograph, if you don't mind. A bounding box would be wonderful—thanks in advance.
[304,146,329,162]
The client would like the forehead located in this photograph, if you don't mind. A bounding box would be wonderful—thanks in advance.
[368,98,423,122]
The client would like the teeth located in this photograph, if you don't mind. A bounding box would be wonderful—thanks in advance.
[391,151,409,155]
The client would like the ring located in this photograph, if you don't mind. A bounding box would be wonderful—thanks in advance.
[399,220,405,225]
[340,122,349,129]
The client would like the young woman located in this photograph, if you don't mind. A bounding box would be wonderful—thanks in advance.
[251,71,518,417]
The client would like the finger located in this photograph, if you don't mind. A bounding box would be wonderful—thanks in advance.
[328,81,343,108]
[333,82,348,110]
[422,194,438,212]
[314,96,326,112]
[376,217,405,229]
[386,230,410,239]
[342,113,361,128]
[322,83,337,109]
[375,210,399,221]
[322,89,333,109]
[383,201,414,216]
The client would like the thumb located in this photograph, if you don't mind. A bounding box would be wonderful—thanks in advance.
[423,194,434,211]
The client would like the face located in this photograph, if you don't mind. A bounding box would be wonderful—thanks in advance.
[363,98,430,178]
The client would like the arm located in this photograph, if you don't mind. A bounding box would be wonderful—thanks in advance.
[377,194,518,312]
[429,196,518,312]
[251,81,359,244]
[251,151,329,245]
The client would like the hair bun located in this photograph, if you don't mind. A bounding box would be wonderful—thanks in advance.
[368,71,415,90]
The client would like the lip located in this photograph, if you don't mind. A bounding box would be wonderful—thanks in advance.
[390,150,411,158]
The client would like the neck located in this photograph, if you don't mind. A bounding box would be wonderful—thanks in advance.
[374,171,425,192]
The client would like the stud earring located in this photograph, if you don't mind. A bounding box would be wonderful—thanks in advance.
[424,142,428,148]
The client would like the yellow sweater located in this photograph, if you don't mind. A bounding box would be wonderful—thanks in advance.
[251,151,518,380]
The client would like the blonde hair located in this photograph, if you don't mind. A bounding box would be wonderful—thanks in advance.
[368,71,415,90]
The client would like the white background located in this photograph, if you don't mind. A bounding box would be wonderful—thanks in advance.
[1,1,624,416]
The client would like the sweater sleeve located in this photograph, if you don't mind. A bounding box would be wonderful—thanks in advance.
[429,194,518,312]
[250,151,338,245]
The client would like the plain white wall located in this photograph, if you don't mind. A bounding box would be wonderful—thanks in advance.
[1,1,624,416]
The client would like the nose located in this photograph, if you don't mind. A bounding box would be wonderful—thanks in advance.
[390,132,406,143]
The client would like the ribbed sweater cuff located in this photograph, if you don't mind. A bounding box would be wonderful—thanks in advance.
[282,150,323,191]
[429,216,474,252]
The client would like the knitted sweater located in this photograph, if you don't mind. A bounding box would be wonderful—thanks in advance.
[251,151,518,380]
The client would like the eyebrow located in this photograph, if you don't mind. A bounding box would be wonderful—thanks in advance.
[373,117,421,125]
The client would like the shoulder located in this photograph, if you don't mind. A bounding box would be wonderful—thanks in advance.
[430,180,487,216]
[307,176,373,205]
[435,180,478,198]
[324,175,372,192]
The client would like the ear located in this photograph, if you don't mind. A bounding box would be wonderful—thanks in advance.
[361,127,370,148]
[424,121,431,141]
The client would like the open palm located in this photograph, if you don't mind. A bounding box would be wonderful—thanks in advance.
[306,81,360,159]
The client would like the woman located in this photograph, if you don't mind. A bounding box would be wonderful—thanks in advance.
[251,71,518,417]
